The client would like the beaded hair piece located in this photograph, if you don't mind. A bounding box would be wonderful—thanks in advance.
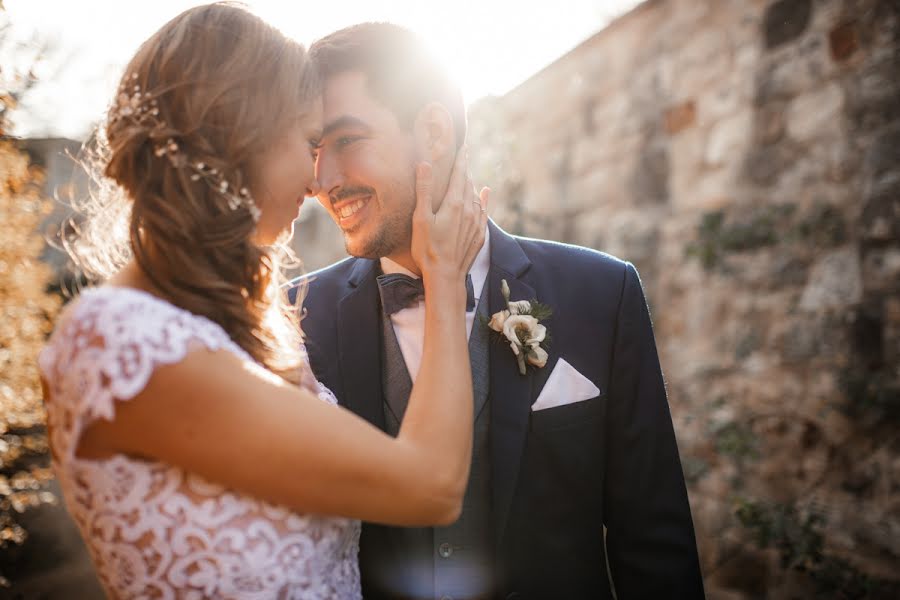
[108,73,262,222]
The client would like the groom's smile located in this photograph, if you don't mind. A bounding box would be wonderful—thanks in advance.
[329,188,375,230]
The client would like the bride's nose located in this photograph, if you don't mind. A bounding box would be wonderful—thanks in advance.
[306,177,321,198]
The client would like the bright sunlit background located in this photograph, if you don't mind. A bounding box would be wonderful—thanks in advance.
[4,0,642,140]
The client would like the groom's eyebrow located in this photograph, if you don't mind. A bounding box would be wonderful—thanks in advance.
[321,116,372,138]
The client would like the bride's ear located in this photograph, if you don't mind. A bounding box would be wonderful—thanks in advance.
[413,102,456,162]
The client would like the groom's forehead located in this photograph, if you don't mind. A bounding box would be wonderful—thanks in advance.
[321,71,401,133]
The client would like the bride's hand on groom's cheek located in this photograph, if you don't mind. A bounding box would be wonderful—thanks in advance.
[411,147,489,283]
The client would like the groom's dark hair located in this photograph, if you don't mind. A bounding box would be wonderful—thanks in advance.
[309,22,466,149]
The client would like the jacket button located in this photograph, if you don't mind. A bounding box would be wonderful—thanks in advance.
[438,542,453,558]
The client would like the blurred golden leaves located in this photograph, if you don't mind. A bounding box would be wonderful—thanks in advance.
[0,121,62,554]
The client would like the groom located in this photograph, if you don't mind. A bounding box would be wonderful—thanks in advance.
[296,23,704,600]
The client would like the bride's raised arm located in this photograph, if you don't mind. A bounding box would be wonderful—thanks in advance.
[56,149,488,526]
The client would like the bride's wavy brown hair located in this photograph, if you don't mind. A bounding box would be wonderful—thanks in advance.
[69,3,318,384]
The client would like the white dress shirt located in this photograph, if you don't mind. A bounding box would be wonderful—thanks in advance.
[379,226,491,383]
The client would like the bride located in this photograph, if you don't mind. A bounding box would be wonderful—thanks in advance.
[38,3,488,598]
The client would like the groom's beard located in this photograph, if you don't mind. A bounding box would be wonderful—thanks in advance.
[338,179,416,260]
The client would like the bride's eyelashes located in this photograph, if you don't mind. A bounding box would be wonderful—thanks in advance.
[335,135,364,149]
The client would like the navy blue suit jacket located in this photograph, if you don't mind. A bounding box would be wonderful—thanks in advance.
[293,221,704,599]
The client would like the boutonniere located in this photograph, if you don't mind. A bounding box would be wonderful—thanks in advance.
[486,279,552,375]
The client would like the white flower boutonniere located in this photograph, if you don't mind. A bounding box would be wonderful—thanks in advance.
[487,279,552,375]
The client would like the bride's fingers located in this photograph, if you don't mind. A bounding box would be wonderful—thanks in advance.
[476,186,490,244]
[462,224,485,271]
[413,161,434,223]
[480,186,490,237]
[461,187,488,269]
[461,174,478,233]
[475,187,489,242]
[416,161,434,215]
[465,183,487,239]
[479,186,490,213]
[435,146,468,223]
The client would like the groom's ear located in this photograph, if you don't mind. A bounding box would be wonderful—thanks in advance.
[413,102,456,162]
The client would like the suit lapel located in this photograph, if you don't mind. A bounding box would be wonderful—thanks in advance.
[336,258,385,430]
[486,221,536,548]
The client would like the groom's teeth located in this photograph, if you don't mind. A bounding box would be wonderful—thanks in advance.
[338,198,367,218]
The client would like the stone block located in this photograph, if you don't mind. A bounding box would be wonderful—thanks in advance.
[824,139,861,183]
[590,93,634,136]
[742,139,800,187]
[829,20,860,62]
[777,146,836,193]
[678,28,731,71]
[800,246,863,311]
[861,178,900,242]
[763,0,813,50]
[769,254,810,288]
[754,37,834,106]
[863,125,900,186]
[604,210,662,265]
[668,121,705,183]
[697,65,756,126]
[673,168,739,214]
[885,297,900,370]
[706,110,754,166]
[569,208,609,251]
[571,135,642,180]
[673,57,734,108]
[629,137,670,204]
[862,249,900,292]
[571,161,633,213]
[786,81,845,142]
[844,51,900,134]
[735,43,761,71]
[790,200,848,249]
[665,100,697,134]
[775,317,821,362]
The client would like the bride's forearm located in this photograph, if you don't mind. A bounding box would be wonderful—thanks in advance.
[397,277,474,505]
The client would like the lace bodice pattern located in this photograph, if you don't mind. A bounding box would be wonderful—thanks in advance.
[38,287,361,599]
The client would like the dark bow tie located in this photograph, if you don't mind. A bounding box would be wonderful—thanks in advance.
[377,272,475,315]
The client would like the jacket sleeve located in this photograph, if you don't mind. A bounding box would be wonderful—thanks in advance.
[603,262,706,598]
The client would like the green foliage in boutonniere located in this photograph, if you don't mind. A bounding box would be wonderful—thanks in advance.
[483,279,553,375]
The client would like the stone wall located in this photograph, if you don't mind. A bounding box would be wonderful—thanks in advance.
[468,0,900,597]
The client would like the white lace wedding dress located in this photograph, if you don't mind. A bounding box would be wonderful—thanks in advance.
[38,287,362,599]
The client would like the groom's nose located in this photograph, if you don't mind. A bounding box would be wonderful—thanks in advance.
[315,151,342,201]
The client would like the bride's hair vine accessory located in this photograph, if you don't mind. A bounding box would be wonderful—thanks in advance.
[109,73,262,223]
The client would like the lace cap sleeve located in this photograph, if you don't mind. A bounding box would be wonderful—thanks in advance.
[38,287,242,462]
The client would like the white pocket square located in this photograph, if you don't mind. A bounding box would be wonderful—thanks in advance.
[531,358,601,411]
